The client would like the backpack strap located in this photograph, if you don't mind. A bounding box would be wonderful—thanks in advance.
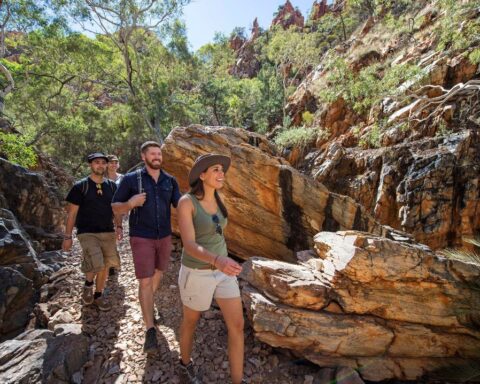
[136,168,143,193]
[80,177,89,196]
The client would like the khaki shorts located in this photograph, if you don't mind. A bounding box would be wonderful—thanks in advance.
[77,232,120,273]
[179,265,241,312]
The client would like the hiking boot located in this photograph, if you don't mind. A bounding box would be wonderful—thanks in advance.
[82,286,94,305]
[143,327,158,354]
[178,360,202,384]
[93,296,111,311]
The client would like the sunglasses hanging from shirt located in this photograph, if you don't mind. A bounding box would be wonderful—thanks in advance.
[96,183,103,196]
[211,214,223,236]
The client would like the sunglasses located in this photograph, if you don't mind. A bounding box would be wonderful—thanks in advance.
[211,214,223,236]
[96,183,103,196]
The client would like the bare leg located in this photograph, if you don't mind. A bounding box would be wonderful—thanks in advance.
[217,297,244,384]
[179,305,201,364]
[138,277,155,330]
[85,272,95,283]
[152,270,163,293]
[94,268,109,292]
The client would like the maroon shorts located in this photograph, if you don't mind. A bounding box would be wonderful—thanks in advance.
[130,236,172,279]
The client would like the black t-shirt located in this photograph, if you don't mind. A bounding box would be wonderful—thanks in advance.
[66,178,117,234]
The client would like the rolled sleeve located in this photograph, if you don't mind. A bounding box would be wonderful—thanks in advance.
[112,176,133,203]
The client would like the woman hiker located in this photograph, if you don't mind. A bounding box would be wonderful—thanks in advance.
[177,153,246,384]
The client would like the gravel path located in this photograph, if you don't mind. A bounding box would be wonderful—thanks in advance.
[54,233,321,384]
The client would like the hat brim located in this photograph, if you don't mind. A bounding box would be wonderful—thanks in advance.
[188,154,231,186]
[88,156,109,163]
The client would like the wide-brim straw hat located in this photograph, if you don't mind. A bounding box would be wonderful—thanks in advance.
[188,153,231,187]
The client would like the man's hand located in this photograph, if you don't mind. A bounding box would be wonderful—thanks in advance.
[62,238,73,252]
[216,256,242,276]
[128,192,147,208]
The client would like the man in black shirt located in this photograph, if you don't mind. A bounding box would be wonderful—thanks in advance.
[62,152,122,311]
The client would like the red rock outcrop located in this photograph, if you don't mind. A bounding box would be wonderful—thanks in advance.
[310,0,329,21]
[271,0,304,30]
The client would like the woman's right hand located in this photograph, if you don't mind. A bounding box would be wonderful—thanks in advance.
[216,256,242,276]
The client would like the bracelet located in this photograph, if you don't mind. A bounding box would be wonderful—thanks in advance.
[213,255,220,267]
[63,235,72,240]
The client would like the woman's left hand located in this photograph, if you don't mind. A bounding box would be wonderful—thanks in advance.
[217,256,242,276]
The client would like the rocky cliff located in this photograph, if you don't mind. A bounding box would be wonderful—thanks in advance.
[283,0,480,250]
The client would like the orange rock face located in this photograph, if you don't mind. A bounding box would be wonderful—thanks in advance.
[162,125,393,261]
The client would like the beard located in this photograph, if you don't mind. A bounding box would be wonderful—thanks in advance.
[145,159,162,170]
[92,168,105,176]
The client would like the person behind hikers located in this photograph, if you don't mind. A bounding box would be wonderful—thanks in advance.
[111,141,181,353]
[62,152,122,311]
[177,153,246,384]
[106,154,124,278]
[106,154,124,185]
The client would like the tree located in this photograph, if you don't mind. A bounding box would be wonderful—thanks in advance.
[65,0,190,141]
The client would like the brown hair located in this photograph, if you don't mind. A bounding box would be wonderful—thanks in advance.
[140,141,161,154]
[190,179,228,218]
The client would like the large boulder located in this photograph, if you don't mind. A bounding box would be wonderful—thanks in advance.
[0,158,64,251]
[0,209,51,339]
[0,326,89,383]
[241,231,480,382]
[162,125,397,261]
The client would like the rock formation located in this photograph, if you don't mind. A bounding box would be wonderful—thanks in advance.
[271,0,304,30]
[0,158,64,251]
[310,0,329,21]
[0,326,89,383]
[162,125,404,262]
[229,19,262,78]
[242,230,480,382]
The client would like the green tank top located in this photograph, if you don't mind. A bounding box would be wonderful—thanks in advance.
[181,193,228,269]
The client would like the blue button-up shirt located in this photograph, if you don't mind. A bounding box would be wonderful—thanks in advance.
[112,167,181,239]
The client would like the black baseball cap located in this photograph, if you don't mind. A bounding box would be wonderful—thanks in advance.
[87,152,109,163]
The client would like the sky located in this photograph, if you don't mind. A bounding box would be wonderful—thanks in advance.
[182,0,318,51]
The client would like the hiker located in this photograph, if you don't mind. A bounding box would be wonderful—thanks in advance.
[111,141,181,353]
[106,154,124,185]
[106,154,124,278]
[177,153,245,384]
[62,152,122,311]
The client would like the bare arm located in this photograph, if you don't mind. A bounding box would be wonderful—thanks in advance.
[177,195,242,276]
[111,192,147,215]
[62,203,79,251]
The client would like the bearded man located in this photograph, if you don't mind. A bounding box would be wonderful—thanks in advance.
[62,152,122,311]
[112,141,181,353]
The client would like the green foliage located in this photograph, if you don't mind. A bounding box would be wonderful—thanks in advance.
[302,111,314,127]
[0,132,37,168]
[319,54,421,114]
[274,126,317,150]
[469,49,480,65]
[436,0,480,52]
[359,123,381,148]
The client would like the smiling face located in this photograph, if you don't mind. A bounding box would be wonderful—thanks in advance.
[107,160,119,173]
[90,158,107,176]
[199,163,225,190]
[142,146,163,170]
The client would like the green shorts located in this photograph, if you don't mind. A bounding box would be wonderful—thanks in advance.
[77,232,120,273]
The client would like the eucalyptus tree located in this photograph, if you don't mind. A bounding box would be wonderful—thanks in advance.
[64,0,191,141]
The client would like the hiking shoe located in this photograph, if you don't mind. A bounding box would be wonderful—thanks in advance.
[93,296,111,311]
[143,327,158,354]
[82,286,94,305]
[178,360,202,384]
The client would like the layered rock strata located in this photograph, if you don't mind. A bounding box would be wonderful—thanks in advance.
[242,231,480,382]
[162,125,397,261]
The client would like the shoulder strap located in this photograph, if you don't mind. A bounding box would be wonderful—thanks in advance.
[80,177,89,196]
[137,169,143,193]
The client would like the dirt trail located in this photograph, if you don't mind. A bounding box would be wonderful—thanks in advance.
[60,233,320,383]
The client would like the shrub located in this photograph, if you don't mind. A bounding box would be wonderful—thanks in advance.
[274,126,318,150]
[0,132,37,168]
